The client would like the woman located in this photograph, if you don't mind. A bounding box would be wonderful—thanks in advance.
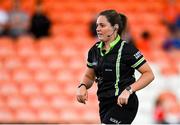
[76,9,154,124]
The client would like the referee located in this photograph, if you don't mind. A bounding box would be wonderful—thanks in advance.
[76,9,154,124]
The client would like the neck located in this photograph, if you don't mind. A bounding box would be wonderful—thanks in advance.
[103,43,109,51]
[104,34,117,50]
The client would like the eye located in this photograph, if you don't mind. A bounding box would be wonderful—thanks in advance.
[99,23,105,28]
[96,23,106,29]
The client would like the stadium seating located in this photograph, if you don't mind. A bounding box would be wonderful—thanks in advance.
[0,0,179,123]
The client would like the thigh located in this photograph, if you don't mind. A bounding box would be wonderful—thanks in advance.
[99,96,118,122]
[102,94,139,124]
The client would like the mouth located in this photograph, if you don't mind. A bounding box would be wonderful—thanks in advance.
[97,33,103,36]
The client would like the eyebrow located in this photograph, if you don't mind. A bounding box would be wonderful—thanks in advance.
[96,22,105,25]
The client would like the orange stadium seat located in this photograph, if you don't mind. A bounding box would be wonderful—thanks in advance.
[46,57,64,73]
[51,36,64,48]
[25,56,46,72]
[0,81,19,97]
[76,12,95,25]
[21,0,35,15]
[12,68,33,83]
[62,83,77,100]
[150,2,165,13]
[16,46,37,60]
[0,107,15,123]
[59,46,80,60]
[38,45,58,60]
[68,56,85,71]
[49,95,70,111]
[16,36,35,47]
[0,97,5,108]
[15,36,37,59]
[3,56,24,71]
[88,85,98,102]
[41,82,62,97]
[36,108,60,123]
[60,107,83,123]
[20,83,40,98]
[50,24,62,36]
[0,0,12,10]
[37,41,58,59]
[0,37,15,58]
[34,69,53,83]
[28,95,49,109]
[0,69,11,82]
[55,70,74,83]
[37,37,55,47]
[81,107,100,123]
[6,95,26,110]
[177,3,180,13]
[14,108,38,123]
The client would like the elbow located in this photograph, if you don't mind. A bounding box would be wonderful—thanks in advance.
[145,70,155,83]
[150,71,155,82]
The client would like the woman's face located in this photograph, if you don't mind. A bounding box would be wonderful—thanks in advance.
[96,15,114,42]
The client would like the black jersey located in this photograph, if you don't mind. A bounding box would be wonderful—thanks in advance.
[87,35,146,100]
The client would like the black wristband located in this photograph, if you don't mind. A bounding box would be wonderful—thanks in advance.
[125,86,133,94]
[78,83,87,89]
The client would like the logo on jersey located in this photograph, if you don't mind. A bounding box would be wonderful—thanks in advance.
[134,51,142,59]
[105,69,112,72]
[109,117,121,124]
[92,62,97,66]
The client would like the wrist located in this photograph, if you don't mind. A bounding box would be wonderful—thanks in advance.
[78,83,87,89]
[125,86,134,95]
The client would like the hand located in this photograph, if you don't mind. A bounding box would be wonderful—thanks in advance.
[76,85,88,104]
[117,89,131,107]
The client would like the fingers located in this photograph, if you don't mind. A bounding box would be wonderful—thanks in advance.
[85,91,88,101]
[77,95,86,104]
[76,92,88,104]
[117,89,130,106]
[117,96,128,107]
[76,87,88,104]
[117,99,122,107]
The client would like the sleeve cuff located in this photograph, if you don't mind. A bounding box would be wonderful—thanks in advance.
[131,57,146,69]
[87,61,93,68]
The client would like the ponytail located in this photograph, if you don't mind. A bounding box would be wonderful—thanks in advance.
[98,10,127,36]
[118,13,127,35]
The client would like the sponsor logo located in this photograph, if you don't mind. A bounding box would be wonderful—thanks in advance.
[134,51,142,59]
[110,117,122,124]
[92,62,97,66]
[105,69,112,71]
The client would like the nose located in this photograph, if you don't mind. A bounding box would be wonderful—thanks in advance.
[96,25,100,32]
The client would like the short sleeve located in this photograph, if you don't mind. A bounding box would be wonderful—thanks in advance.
[87,47,94,68]
[125,44,146,69]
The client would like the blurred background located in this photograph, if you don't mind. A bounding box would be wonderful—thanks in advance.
[0,0,180,124]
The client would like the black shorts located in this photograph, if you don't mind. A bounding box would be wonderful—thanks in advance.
[99,93,139,124]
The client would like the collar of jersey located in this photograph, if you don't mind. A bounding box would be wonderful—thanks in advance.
[98,35,120,56]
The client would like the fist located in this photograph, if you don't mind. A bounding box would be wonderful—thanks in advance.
[76,86,88,104]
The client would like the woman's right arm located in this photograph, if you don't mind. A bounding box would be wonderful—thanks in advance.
[76,67,95,104]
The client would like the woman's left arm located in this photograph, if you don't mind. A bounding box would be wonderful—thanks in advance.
[117,62,154,106]
[130,62,155,92]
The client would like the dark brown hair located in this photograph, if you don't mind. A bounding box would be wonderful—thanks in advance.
[99,9,127,35]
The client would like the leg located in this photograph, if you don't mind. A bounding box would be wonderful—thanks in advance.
[102,94,139,124]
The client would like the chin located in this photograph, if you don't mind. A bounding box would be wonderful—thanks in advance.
[98,37,104,41]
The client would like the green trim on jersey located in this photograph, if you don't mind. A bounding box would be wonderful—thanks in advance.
[87,61,93,67]
[131,57,145,69]
[115,41,125,96]
[98,35,121,56]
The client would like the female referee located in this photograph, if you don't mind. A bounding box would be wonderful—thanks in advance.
[76,9,154,124]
